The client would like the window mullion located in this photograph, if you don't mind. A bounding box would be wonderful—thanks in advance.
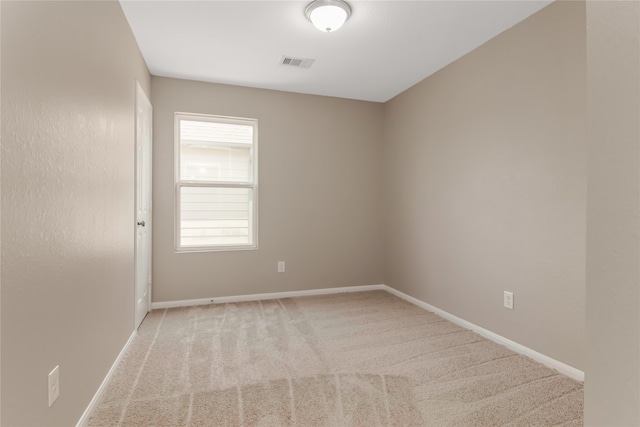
[178,180,254,189]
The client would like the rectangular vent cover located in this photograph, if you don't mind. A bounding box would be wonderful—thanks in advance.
[280,56,315,69]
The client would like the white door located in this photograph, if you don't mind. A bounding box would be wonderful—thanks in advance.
[135,82,152,329]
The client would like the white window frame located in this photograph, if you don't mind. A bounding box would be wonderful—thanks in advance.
[174,112,258,252]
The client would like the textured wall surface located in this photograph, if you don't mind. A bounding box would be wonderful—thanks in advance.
[383,1,586,370]
[585,1,640,424]
[7,0,640,424]
[1,2,150,425]
[151,77,385,302]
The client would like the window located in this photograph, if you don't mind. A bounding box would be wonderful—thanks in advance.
[175,113,257,251]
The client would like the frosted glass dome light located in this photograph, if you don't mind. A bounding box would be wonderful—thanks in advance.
[305,0,352,33]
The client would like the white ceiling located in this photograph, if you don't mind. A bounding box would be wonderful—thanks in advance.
[120,0,553,103]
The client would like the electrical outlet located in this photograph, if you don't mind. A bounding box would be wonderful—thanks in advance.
[504,291,514,310]
[277,261,285,273]
[48,365,60,407]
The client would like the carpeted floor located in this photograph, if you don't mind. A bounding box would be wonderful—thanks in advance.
[88,290,583,426]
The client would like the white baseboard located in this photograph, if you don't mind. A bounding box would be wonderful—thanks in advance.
[150,284,386,309]
[382,285,584,382]
[76,331,137,427]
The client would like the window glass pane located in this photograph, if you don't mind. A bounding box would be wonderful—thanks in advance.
[180,145,251,182]
[180,120,253,145]
[180,120,253,182]
[180,186,252,247]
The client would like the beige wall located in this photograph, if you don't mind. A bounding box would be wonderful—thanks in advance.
[1,2,3,423]
[151,77,385,302]
[585,1,640,424]
[1,1,150,425]
[383,1,586,370]
[2,0,639,424]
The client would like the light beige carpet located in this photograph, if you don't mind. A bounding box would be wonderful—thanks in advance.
[89,291,583,426]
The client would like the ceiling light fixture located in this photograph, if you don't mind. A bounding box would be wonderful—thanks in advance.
[305,0,352,33]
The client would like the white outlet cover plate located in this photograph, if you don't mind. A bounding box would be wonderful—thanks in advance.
[504,291,514,310]
[48,365,60,407]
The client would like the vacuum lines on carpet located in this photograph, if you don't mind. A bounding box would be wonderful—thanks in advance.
[88,291,583,426]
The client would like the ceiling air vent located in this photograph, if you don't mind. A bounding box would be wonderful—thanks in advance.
[280,56,315,69]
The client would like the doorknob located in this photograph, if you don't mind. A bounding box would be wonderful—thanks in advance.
[137,220,146,227]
